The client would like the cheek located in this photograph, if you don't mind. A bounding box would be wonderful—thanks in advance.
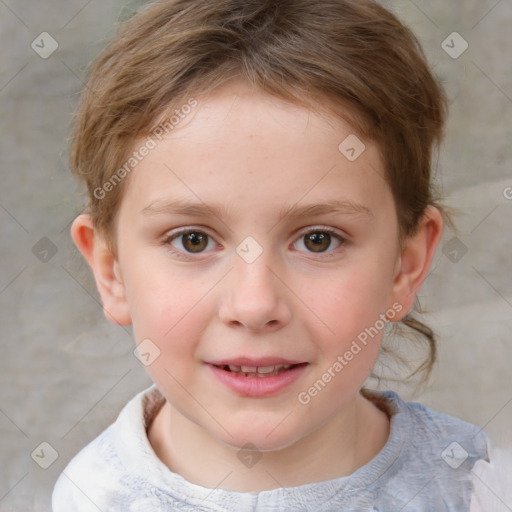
[129,280,212,395]
[124,264,211,351]
[297,272,388,410]
[304,263,393,336]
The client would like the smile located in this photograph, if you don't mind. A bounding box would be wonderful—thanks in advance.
[216,364,297,377]
[207,362,309,397]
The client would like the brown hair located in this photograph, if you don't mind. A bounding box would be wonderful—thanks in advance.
[70,0,450,384]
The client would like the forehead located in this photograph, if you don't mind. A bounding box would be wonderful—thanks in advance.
[119,80,393,224]
[158,80,362,152]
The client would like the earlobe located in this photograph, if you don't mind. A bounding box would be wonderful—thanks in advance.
[389,206,444,319]
[70,214,132,326]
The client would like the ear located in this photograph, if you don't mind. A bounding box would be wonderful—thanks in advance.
[388,206,444,320]
[70,214,132,326]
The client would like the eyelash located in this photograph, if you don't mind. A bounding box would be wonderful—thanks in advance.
[162,226,347,260]
[292,227,346,257]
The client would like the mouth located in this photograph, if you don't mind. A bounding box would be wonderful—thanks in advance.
[212,363,308,378]
[207,360,309,397]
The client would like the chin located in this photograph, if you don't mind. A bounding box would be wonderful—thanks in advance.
[215,420,306,454]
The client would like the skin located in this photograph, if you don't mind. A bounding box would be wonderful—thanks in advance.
[72,79,443,492]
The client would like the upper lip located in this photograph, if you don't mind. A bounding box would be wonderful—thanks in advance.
[208,357,306,367]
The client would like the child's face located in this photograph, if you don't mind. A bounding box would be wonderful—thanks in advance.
[89,80,422,452]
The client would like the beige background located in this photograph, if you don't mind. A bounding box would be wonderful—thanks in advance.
[0,0,511,510]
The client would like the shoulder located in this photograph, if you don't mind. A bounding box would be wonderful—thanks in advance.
[362,389,490,511]
[369,389,489,463]
[52,385,165,511]
[470,443,512,512]
[52,422,123,511]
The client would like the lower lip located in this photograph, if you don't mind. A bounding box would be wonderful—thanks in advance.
[207,363,308,397]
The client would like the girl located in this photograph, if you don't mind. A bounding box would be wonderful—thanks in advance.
[53,1,508,510]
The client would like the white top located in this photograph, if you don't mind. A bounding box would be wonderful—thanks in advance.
[52,385,498,511]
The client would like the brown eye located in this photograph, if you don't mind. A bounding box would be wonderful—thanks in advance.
[293,229,343,255]
[169,230,214,254]
[304,232,332,252]
[182,232,208,252]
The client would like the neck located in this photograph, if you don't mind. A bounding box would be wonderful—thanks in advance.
[148,392,390,492]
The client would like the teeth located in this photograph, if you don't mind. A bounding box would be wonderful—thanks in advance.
[256,365,276,374]
[223,363,294,376]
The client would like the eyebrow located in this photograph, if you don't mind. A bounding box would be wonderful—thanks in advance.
[140,198,373,221]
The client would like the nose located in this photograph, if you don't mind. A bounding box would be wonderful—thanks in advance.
[218,253,292,332]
